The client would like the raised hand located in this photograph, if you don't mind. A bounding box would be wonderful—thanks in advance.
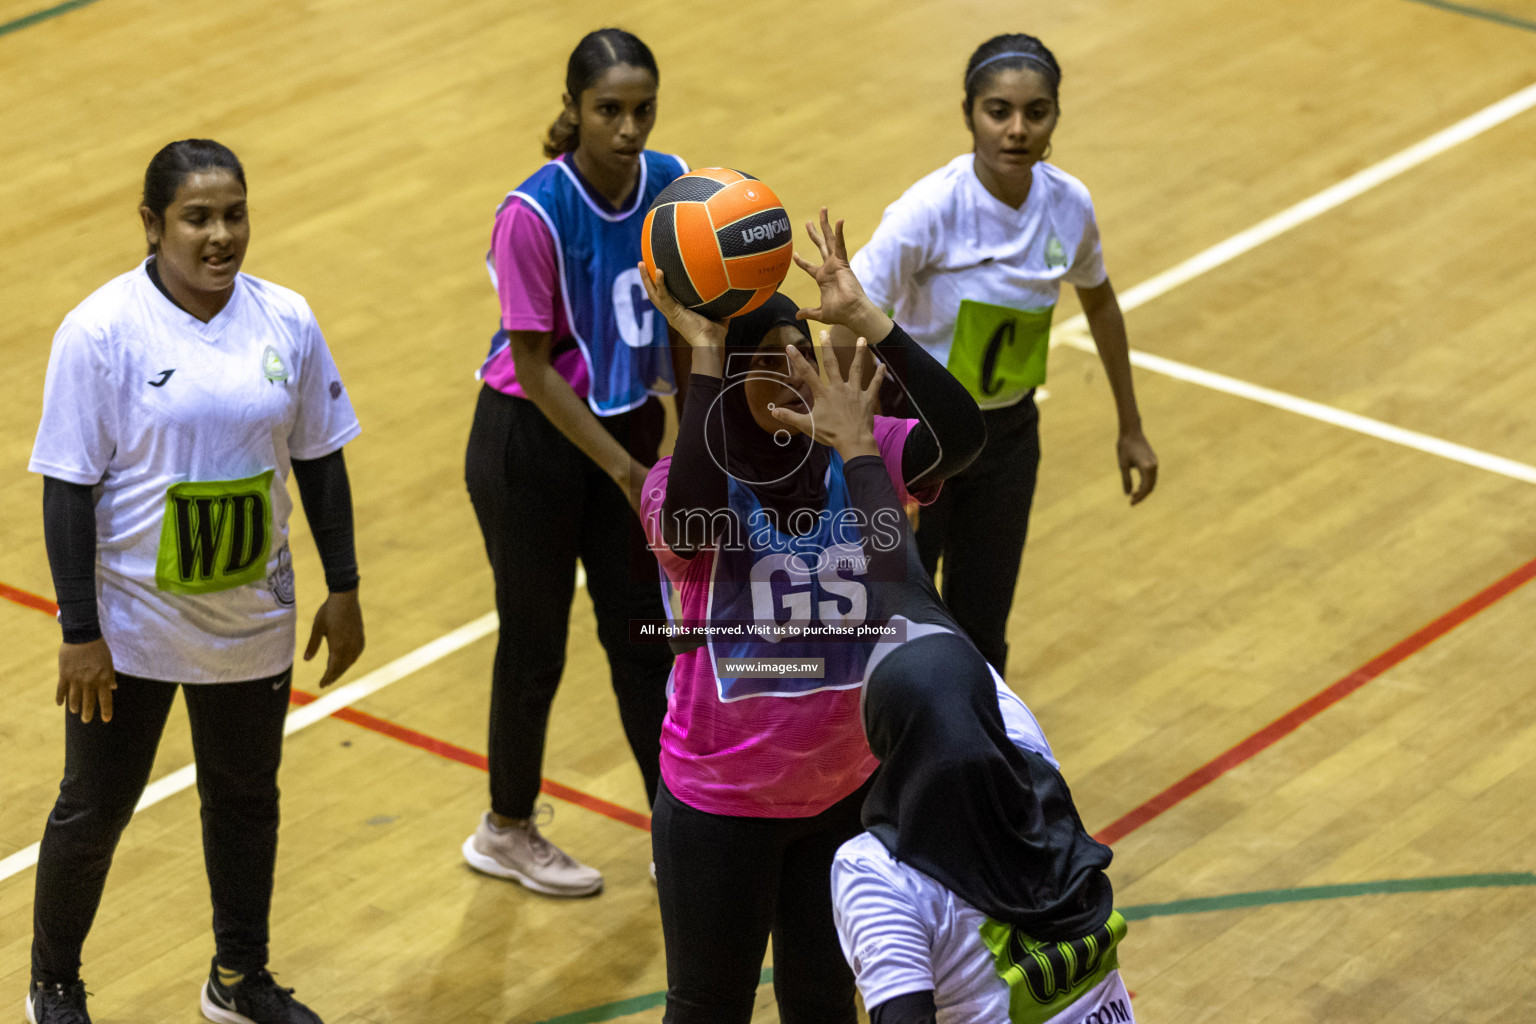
[792,208,890,344]
[770,336,886,461]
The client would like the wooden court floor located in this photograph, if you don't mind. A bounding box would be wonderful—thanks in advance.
[2,0,1535,1020]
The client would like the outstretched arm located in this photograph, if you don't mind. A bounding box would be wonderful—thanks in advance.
[639,266,731,556]
[794,208,984,489]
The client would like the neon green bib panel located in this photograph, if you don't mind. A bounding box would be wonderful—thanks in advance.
[979,910,1127,1024]
[155,469,275,595]
[946,299,1054,409]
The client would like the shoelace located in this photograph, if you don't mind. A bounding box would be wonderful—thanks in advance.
[525,804,569,867]
[34,982,91,1024]
[231,970,299,1015]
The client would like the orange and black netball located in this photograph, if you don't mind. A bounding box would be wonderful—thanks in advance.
[642,168,792,319]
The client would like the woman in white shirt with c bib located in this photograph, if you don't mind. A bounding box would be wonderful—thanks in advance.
[849,34,1158,674]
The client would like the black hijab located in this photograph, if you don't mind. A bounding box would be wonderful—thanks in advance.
[861,632,1114,940]
[712,292,831,525]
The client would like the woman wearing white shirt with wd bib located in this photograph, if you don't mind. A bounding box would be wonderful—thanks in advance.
[832,645,1134,1024]
[850,34,1158,674]
[827,449,1133,1024]
[26,140,363,1024]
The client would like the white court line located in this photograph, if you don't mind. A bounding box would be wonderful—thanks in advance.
[0,612,499,884]
[1066,80,1536,323]
[1054,329,1536,483]
[1050,79,1536,480]
[6,81,1534,886]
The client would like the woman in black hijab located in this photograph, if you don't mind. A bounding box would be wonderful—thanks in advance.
[636,210,985,1024]
[828,437,1134,1024]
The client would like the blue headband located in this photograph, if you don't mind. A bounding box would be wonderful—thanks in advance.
[965,51,1055,85]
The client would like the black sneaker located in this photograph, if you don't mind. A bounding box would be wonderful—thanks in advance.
[199,961,323,1024]
[24,981,92,1024]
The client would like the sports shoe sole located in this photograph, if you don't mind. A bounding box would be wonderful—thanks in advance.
[459,835,603,897]
[23,995,38,1024]
[200,980,258,1024]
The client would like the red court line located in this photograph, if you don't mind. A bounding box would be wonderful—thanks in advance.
[12,558,1534,846]
[1,577,653,834]
[1,582,58,616]
[1093,554,1536,846]
[287,689,652,832]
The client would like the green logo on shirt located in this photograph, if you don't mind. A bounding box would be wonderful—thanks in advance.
[948,299,1054,409]
[155,470,275,594]
[1044,235,1068,270]
[262,345,289,383]
[979,910,1126,1024]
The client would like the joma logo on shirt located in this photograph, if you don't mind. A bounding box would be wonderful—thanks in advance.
[742,217,789,246]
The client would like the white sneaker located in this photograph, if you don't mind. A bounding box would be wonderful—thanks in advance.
[461,808,603,897]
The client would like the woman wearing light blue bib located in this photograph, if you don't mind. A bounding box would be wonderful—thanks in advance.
[461,28,688,897]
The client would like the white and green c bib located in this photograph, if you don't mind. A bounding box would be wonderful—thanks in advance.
[947,299,1053,409]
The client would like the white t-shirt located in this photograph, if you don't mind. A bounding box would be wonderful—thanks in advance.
[851,156,1107,409]
[832,679,1135,1024]
[30,261,361,683]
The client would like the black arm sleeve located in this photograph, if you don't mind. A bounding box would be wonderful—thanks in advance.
[291,449,359,593]
[42,476,101,644]
[873,321,985,491]
[843,455,913,585]
[660,373,732,558]
[869,990,938,1024]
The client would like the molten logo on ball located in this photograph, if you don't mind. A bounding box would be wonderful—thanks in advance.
[742,217,790,246]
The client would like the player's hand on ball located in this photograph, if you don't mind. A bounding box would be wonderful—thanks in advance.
[57,637,116,723]
[305,588,365,688]
[639,263,727,352]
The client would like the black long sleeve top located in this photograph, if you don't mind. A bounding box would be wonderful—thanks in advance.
[659,320,984,557]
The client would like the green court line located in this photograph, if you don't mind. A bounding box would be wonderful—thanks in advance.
[1404,0,1536,33]
[537,968,773,1024]
[1118,871,1536,920]
[530,873,1536,1024]
[0,0,103,38]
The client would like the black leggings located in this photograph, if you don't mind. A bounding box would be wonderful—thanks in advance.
[465,385,673,818]
[31,669,291,985]
[652,777,871,1024]
[914,394,1040,674]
